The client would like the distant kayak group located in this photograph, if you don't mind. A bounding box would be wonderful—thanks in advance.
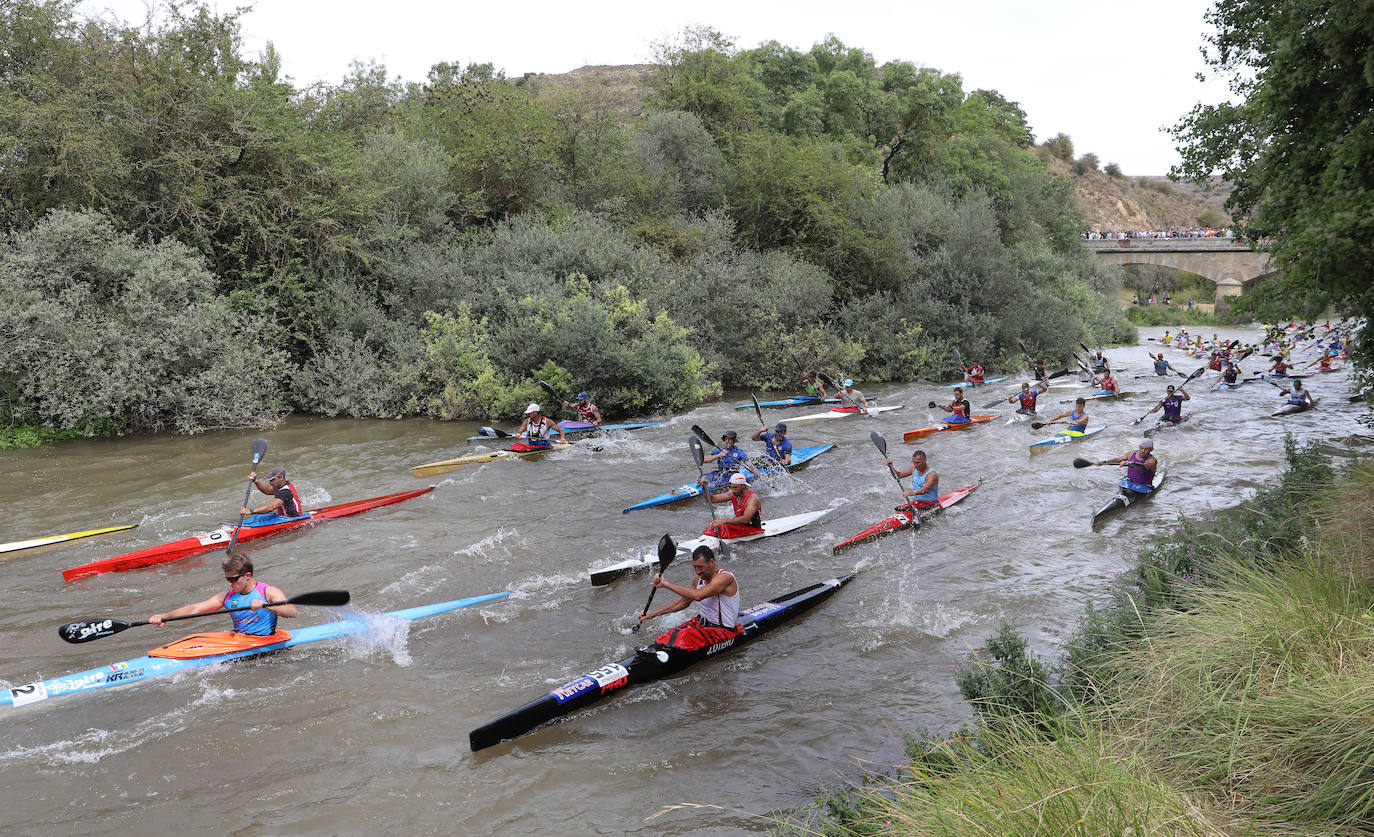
[2,322,1354,752]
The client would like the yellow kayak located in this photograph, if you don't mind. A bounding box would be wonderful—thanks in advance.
[411,442,572,477]
[1,524,138,557]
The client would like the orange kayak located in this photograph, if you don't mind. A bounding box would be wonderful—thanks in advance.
[149,630,293,659]
[902,414,995,442]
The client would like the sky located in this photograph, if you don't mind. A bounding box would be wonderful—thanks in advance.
[77,0,1233,176]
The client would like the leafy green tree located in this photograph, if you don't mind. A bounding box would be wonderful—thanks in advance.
[633,111,724,214]
[1172,0,1373,363]
[647,27,761,136]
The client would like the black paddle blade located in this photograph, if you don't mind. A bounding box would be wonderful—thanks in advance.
[537,379,564,406]
[1184,366,1207,385]
[870,431,887,456]
[657,534,676,572]
[688,435,706,468]
[288,590,350,607]
[927,400,937,409]
[58,617,137,643]
[980,396,1004,409]
[690,425,716,449]
[1031,421,1047,429]
[250,437,268,465]
[1072,457,1094,469]
[819,371,842,391]
[1048,367,1070,380]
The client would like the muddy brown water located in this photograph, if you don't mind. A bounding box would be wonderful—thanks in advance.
[1,327,1365,834]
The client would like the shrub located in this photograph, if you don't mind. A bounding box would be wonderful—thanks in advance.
[1043,132,1074,160]
[1104,162,1124,178]
[1073,152,1099,174]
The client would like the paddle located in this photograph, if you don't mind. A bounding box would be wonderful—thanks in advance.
[225,438,269,556]
[631,535,677,633]
[1130,366,1205,425]
[690,424,718,448]
[871,431,919,526]
[479,425,515,439]
[57,589,351,643]
[536,380,574,416]
[1030,419,1061,430]
[1073,457,1127,469]
[688,436,730,559]
[750,393,766,430]
[818,371,843,393]
[951,347,966,380]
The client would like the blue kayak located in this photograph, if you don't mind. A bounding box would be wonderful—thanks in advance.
[1029,425,1106,451]
[2,592,509,710]
[732,396,877,409]
[622,444,835,513]
[937,377,1007,389]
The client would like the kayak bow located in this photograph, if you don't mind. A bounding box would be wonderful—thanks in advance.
[1,524,138,557]
[622,444,834,513]
[1029,426,1105,451]
[468,574,852,751]
[62,488,434,582]
[832,483,979,552]
[412,442,572,476]
[901,415,995,442]
[787,405,905,423]
[2,591,509,710]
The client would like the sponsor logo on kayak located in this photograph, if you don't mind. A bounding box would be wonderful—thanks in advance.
[104,667,145,684]
[739,602,784,620]
[549,663,629,704]
[705,638,736,654]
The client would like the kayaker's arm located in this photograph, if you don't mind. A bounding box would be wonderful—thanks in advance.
[149,594,224,627]
[252,584,297,618]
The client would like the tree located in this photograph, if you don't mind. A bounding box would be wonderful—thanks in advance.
[1172,0,1373,364]
[1043,133,1074,161]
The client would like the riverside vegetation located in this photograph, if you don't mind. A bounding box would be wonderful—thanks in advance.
[0,3,1132,447]
[792,438,1374,835]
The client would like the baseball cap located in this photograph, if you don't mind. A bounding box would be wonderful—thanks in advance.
[843,378,854,387]
[267,467,286,479]
[774,422,787,433]
[728,472,749,485]
[576,392,588,400]
[1139,439,1155,449]
[525,403,541,414]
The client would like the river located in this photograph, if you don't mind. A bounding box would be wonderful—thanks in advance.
[1,326,1365,834]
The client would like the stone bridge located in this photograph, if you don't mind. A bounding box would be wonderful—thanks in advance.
[1081,238,1274,302]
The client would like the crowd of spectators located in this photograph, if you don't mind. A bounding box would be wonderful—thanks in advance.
[1083,227,1235,240]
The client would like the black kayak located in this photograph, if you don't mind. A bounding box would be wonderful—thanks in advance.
[1092,462,1167,528]
[469,573,854,751]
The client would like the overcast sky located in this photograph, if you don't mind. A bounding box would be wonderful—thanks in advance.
[78,0,1231,175]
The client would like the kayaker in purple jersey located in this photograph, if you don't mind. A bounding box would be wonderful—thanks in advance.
[242,467,303,519]
[513,403,566,446]
[1008,380,1048,415]
[1096,439,1158,490]
[562,391,602,426]
[751,421,792,466]
[149,555,297,636]
[1146,383,1190,425]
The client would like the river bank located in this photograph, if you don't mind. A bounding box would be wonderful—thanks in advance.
[796,437,1374,835]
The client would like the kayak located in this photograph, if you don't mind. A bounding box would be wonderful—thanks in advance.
[589,509,833,586]
[468,574,853,751]
[411,442,573,476]
[61,488,434,582]
[937,377,1006,389]
[1143,416,1188,437]
[786,405,905,423]
[1059,390,1137,403]
[1,524,138,557]
[1210,380,1248,390]
[2,591,508,710]
[1092,462,1168,527]
[1272,399,1318,417]
[901,414,996,442]
[832,482,979,553]
[1029,426,1106,451]
[466,420,663,442]
[622,444,834,513]
[732,396,878,409]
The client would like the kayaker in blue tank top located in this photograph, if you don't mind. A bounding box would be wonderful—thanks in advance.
[886,449,940,506]
[1044,398,1090,433]
[148,556,297,636]
[1152,353,1174,376]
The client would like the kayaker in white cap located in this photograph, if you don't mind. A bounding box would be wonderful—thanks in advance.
[695,470,764,539]
[242,466,303,519]
[751,421,792,466]
[838,379,869,413]
[512,403,566,446]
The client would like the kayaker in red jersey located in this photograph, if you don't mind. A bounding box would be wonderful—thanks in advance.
[697,471,763,539]
[149,555,297,636]
[1093,371,1120,394]
[1008,380,1049,415]
[242,467,303,519]
[513,403,567,446]
[638,545,741,650]
[1267,356,1290,376]
[964,362,985,384]
[562,391,602,426]
[885,449,939,507]
[934,387,971,424]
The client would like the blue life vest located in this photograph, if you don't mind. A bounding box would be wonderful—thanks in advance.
[761,432,792,461]
[223,582,277,636]
[712,447,748,472]
[1067,408,1087,433]
[1154,359,1169,374]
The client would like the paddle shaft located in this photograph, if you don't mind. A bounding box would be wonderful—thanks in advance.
[58,589,350,643]
[226,439,269,556]
[688,438,730,558]
[632,536,677,632]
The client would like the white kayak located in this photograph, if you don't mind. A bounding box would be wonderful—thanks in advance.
[588,509,832,586]
[786,405,905,423]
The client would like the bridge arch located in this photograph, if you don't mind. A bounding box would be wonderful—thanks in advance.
[1081,238,1273,303]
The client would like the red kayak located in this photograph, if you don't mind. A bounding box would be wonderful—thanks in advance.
[832,482,979,553]
[62,487,434,581]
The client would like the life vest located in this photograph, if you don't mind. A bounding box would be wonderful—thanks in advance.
[526,416,556,443]
[1016,390,1038,410]
[948,398,970,417]
[1067,408,1087,433]
[1125,450,1153,485]
[730,489,762,528]
[965,365,984,383]
[1153,358,1169,374]
[223,582,277,636]
[711,446,748,472]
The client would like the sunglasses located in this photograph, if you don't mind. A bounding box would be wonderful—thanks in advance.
[225,573,245,583]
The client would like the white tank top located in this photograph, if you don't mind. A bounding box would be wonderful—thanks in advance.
[697,569,738,628]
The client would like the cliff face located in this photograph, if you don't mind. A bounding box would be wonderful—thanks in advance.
[1042,157,1232,232]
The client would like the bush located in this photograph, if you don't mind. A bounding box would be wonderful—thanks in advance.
[1043,132,1074,160]
[1073,152,1099,174]
[0,210,286,435]
[1104,162,1124,178]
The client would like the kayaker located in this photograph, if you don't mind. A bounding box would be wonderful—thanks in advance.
[638,545,742,650]
[513,403,567,446]
[702,430,759,482]
[751,421,793,466]
[1091,351,1109,374]
[933,387,971,424]
[242,467,303,520]
[964,362,985,384]
[1096,439,1157,491]
[1216,361,1241,386]
[1045,398,1090,432]
[837,379,869,413]
[1146,383,1190,425]
[1267,356,1290,377]
[1304,353,1334,372]
[1029,358,1048,381]
[886,449,939,508]
[562,391,602,426]
[1281,379,1314,408]
[1152,353,1175,376]
[1093,371,1119,394]
[800,371,828,401]
[1007,381,1048,414]
[696,471,764,538]
[148,555,297,636]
